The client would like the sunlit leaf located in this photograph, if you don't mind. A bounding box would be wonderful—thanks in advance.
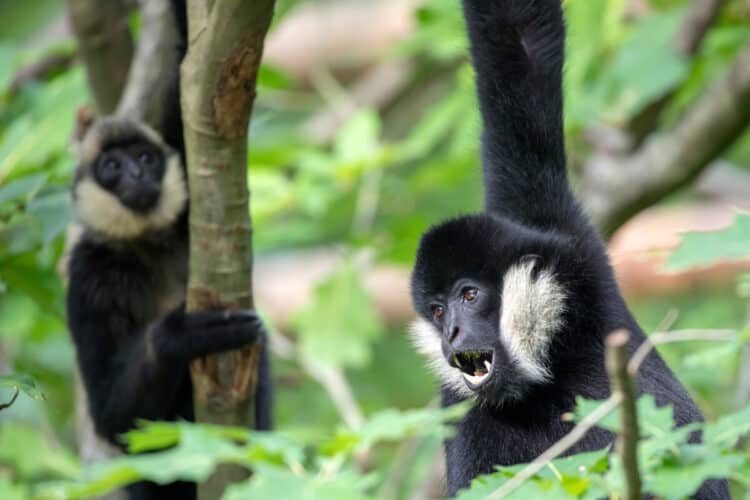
[646,452,744,499]
[223,466,371,500]
[0,173,48,206]
[0,372,45,400]
[666,214,750,271]
[704,403,750,448]
[322,402,470,456]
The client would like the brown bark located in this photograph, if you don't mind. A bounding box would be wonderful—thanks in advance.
[606,330,642,500]
[180,1,275,497]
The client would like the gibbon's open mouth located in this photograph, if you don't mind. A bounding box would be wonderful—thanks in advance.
[451,350,494,388]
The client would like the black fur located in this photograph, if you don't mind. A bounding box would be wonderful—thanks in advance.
[410,1,728,498]
[67,2,272,499]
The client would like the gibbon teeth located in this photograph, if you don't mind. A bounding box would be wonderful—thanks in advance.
[462,372,488,386]
[484,360,492,372]
[453,354,463,368]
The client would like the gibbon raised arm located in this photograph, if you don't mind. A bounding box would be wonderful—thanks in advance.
[409,1,728,498]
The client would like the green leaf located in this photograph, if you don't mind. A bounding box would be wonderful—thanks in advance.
[646,452,745,499]
[0,69,84,181]
[257,64,291,90]
[704,403,750,448]
[293,262,385,368]
[25,190,72,245]
[572,395,674,438]
[334,110,381,165]
[223,466,371,500]
[122,421,181,453]
[0,173,48,206]
[42,422,308,498]
[0,373,45,401]
[666,214,750,271]
[598,10,687,122]
[0,423,80,479]
[322,402,471,456]
[0,477,28,500]
[456,448,610,500]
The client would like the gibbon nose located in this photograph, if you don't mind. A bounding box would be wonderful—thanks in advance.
[129,163,143,179]
[447,324,460,344]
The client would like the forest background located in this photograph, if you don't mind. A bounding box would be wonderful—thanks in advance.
[2,0,750,498]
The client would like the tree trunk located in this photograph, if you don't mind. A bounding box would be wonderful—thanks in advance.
[180,1,275,498]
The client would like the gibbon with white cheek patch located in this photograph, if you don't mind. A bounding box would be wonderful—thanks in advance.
[409,1,729,498]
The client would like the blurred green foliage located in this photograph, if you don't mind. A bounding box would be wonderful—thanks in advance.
[0,0,749,498]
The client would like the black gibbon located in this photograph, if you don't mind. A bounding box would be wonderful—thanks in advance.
[66,2,271,499]
[409,1,728,498]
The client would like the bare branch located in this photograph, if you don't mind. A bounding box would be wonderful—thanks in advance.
[580,42,750,236]
[673,0,727,57]
[9,52,75,94]
[606,331,642,500]
[66,0,134,113]
[116,0,179,127]
[625,0,727,144]
[629,329,738,374]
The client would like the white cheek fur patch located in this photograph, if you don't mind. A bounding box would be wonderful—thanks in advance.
[75,156,187,239]
[409,318,474,399]
[500,260,566,382]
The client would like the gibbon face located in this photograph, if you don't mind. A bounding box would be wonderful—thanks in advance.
[410,214,568,404]
[73,118,187,239]
[93,142,166,213]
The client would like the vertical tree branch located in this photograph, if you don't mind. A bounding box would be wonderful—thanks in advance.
[606,330,642,500]
[625,0,727,145]
[66,0,134,114]
[116,0,179,127]
[181,1,275,498]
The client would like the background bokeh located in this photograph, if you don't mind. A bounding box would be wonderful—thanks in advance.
[1,0,750,498]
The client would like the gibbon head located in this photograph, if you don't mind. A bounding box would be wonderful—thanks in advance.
[73,118,187,239]
[410,214,572,405]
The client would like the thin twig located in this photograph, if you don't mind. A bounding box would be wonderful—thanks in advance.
[628,329,738,375]
[606,330,642,500]
[0,387,20,411]
[488,326,739,499]
[379,397,441,500]
[270,331,365,430]
[487,395,623,500]
[735,307,750,406]
[9,53,75,94]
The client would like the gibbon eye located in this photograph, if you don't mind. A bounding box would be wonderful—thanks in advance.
[95,156,122,188]
[104,158,121,172]
[462,288,478,302]
[137,151,154,166]
[432,305,445,319]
